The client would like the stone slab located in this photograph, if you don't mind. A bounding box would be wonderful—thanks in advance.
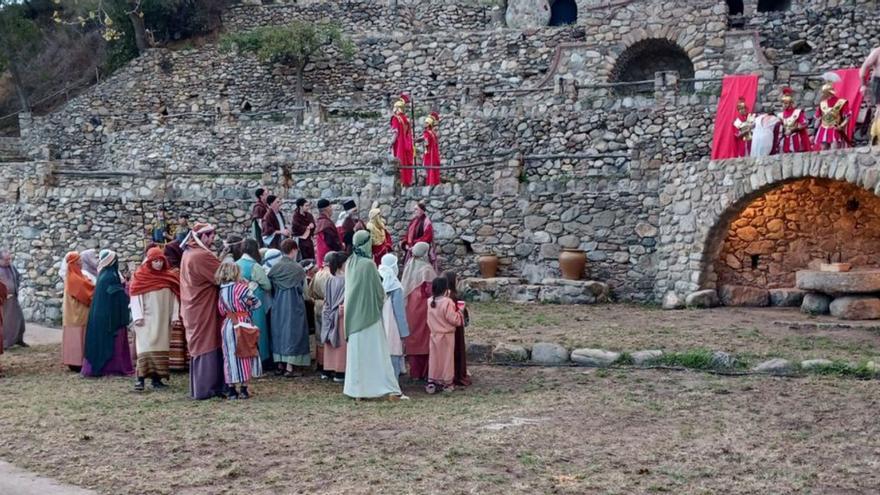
[570,348,620,367]
[752,358,795,374]
[685,289,719,308]
[829,296,880,320]
[492,342,529,362]
[631,350,663,365]
[530,342,570,364]
[801,292,831,315]
[769,288,805,307]
[719,285,769,307]
[796,269,880,296]
[662,292,684,310]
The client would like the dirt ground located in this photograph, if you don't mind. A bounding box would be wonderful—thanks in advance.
[469,302,880,363]
[1,343,879,495]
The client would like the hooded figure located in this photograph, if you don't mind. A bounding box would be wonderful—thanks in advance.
[81,251,133,377]
[61,252,95,371]
[378,254,410,379]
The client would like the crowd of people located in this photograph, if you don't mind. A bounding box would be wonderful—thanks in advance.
[0,189,472,401]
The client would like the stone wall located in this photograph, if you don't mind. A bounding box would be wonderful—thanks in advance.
[715,178,880,289]
[655,147,880,301]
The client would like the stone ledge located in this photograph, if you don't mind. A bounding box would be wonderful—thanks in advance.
[462,277,610,304]
[796,269,880,296]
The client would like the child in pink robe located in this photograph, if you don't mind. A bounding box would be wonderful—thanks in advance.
[426,277,463,393]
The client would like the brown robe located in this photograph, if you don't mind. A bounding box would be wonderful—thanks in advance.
[180,246,222,357]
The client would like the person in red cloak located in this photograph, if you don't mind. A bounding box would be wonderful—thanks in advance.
[423,111,441,186]
[732,97,754,158]
[390,93,415,187]
[777,87,810,153]
[314,199,344,269]
[814,83,850,150]
[402,202,437,268]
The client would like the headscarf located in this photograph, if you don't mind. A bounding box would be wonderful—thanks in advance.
[63,251,95,306]
[343,230,384,339]
[268,255,306,291]
[83,256,130,373]
[262,249,282,273]
[183,222,216,252]
[129,247,180,298]
[80,249,99,281]
[97,249,117,273]
[401,242,436,297]
[366,208,387,246]
[164,240,183,269]
[378,253,402,294]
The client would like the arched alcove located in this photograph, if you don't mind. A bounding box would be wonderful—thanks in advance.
[757,0,791,13]
[726,0,744,15]
[705,178,880,290]
[548,0,578,26]
[610,39,695,95]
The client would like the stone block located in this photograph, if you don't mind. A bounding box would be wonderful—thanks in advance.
[506,284,541,303]
[531,342,570,364]
[662,291,684,310]
[571,348,620,367]
[719,285,769,307]
[685,289,719,308]
[537,279,610,304]
[631,350,663,366]
[769,288,805,307]
[711,351,735,369]
[829,296,880,320]
[752,358,795,374]
[492,343,529,363]
[466,342,492,363]
[801,292,831,315]
[800,359,833,370]
[796,270,880,296]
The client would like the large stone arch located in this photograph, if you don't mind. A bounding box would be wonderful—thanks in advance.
[598,32,710,87]
[654,149,880,301]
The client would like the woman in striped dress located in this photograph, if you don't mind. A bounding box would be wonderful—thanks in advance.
[215,262,263,400]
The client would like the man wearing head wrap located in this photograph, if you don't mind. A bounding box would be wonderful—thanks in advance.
[815,83,850,150]
[366,207,393,266]
[307,251,335,378]
[61,252,95,372]
[402,203,437,268]
[179,222,224,399]
[80,249,100,283]
[0,249,26,349]
[378,254,410,380]
[343,231,406,400]
[401,241,437,381]
[129,247,181,391]
[82,250,134,377]
[314,199,344,270]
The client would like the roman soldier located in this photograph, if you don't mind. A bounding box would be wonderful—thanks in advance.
[423,111,441,186]
[733,97,755,158]
[814,83,850,150]
[390,93,415,187]
[777,87,810,153]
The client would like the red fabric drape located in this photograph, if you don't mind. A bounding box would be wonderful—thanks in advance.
[711,74,760,160]
[130,247,180,298]
[833,68,864,142]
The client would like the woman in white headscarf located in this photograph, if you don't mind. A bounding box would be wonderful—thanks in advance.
[378,254,410,379]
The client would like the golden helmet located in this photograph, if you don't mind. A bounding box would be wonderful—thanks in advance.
[821,83,835,95]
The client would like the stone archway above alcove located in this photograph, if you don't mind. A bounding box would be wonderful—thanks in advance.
[548,0,578,26]
[609,38,696,95]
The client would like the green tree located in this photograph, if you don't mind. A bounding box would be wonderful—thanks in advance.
[0,0,43,112]
[220,21,355,123]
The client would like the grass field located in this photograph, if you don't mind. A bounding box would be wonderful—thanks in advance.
[1,338,879,494]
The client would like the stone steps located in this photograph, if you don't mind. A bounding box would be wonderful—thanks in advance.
[0,137,27,162]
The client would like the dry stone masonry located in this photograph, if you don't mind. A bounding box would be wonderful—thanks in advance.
[6,0,880,323]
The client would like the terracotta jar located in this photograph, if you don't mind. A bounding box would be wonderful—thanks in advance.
[559,249,586,280]
[478,254,499,278]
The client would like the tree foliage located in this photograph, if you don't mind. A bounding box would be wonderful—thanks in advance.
[0,1,45,110]
[220,21,356,70]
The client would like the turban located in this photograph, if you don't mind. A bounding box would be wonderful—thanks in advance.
[411,242,429,258]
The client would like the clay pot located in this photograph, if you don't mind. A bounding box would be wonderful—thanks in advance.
[478,254,499,278]
[559,249,586,280]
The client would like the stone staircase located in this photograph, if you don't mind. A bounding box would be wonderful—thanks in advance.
[0,137,27,163]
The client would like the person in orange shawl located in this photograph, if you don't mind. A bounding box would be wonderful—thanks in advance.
[130,247,181,391]
[423,112,441,186]
[401,242,437,381]
[180,222,224,400]
[61,252,95,372]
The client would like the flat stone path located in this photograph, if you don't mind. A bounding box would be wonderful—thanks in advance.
[0,461,95,495]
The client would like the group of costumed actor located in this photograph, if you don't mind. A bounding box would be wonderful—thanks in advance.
[180,223,224,400]
[390,94,443,187]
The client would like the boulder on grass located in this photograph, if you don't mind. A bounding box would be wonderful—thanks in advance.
[829,296,880,320]
[801,292,831,315]
[752,358,795,374]
[719,285,770,307]
[631,350,663,365]
[685,289,719,309]
[571,348,620,367]
[662,292,684,310]
[769,288,805,307]
[492,342,529,362]
[530,342,570,364]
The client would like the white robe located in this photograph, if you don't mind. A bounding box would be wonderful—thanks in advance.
[343,319,402,399]
[750,114,779,158]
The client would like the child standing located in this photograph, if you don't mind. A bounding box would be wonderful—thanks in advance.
[426,277,463,393]
[215,262,263,400]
